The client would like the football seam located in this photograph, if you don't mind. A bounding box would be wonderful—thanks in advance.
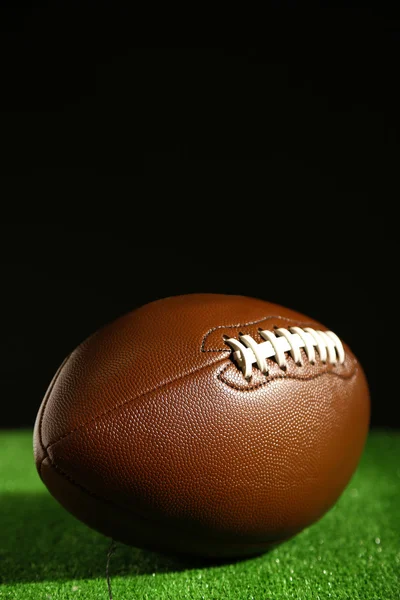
[201,315,319,352]
[43,355,230,452]
[43,454,104,500]
[40,454,187,540]
[218,362,358,391]
[37,353,72,461]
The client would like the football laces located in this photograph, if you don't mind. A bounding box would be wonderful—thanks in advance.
[224,327,345,379]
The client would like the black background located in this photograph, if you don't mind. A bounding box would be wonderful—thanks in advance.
[0,7,396,428]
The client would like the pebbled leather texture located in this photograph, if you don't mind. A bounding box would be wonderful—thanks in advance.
[33,294,370,557]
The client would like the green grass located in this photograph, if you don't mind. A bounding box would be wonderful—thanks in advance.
[0,431,399,600]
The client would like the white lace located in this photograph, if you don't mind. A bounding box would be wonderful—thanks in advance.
[224,327,345,379]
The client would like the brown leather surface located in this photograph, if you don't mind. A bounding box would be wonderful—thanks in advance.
[39,457,282,557]
[34,294,370,557]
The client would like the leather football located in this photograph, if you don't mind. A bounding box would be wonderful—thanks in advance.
[33,294,370,557]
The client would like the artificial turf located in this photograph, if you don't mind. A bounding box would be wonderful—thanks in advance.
[0,430,399,600]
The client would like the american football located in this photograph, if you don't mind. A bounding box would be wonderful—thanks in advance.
[33,294,370,558]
